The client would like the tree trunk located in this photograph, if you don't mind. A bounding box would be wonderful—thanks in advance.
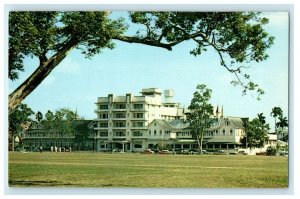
[196,134,203,154]
[8,39,78,112]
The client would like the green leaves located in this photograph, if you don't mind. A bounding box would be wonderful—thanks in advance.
[9,103,34,134]
[246,117,269,148]
[187,84,214,136]
[9,11,274,110]
[9,11,127,81]
[42,108,79,144]
[129,12,274,99]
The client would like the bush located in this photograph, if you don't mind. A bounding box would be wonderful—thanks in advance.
[266,146,277,156]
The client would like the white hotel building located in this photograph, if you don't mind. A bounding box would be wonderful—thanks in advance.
[94,88,187,152]
[94,88,247,152]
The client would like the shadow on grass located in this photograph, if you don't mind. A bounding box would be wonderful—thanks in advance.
[9,180,73,186]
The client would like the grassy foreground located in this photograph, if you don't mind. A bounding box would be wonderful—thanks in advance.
[8,152,288,188]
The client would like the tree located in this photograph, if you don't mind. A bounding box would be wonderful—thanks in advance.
[35,111,43,122]
[276,115,288,141]
[9,11,274,111]
[270,107,283,134]
[42,108,77,147]
[257,113,266,125]
[42,110,57,146]
[245,117,269,149]
[73,121,92,151]
[8,103,34,151]
[187,84,214,154]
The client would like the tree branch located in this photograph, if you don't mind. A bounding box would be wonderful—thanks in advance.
[113,35,173,51]
[9,38,79,111]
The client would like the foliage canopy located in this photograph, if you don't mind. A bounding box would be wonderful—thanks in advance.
[9,11,274,111]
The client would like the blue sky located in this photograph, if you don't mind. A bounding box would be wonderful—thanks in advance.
[8,12,289,131]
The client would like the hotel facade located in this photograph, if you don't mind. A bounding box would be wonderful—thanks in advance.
[94,88,247,152]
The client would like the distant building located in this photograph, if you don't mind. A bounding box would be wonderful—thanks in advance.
[21,120,97,151]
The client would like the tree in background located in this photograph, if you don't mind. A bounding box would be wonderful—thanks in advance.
[42,108,78,148]
[245,117,270,149]
[8,103,34,151]
[35,111,43,122]
[187,84,214,154]
[276,115,288,142]
[270,107,283,134]
[9,11,274,111]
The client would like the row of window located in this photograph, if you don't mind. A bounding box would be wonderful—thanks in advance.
[99,104,144,110]
[98,131,144,137]
[25,133,75,137]
[97,122,145,128]
[98,103,164,110]
[98,112,144,119]
[206,129,234,136]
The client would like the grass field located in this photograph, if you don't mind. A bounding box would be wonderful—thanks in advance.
[8,152,288,188]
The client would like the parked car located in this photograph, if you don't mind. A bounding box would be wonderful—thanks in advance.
[112,148,120,152]
[189,149,201,155]
[181,149,190,155]
[214,150,227,155]
[158,150,173,154]
[141,149,155,154]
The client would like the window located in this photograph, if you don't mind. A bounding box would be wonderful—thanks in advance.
[115,104,126,109]
[160,130,162,136]
[134,144,142,148]
[115,131,126,136]
[99,104,108,110]
[100,132,108,137]
[133,113,143,118]
[154,130,157,135]
[230,129,233,135]
[115,113,126,118]
[99,123,108,127]
[133,131,143,136]
[133,122,144,127]
[134,104,143,109]
[114,122,126,127]
[215,130,219,135]
[223,129,225,135]
[99,113,108,119]
[149,130,151,135]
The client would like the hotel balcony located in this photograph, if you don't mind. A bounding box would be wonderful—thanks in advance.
[130,135,148,139]
[94,118,109,121]
[131,117,147,121]
[130,108,147,112]
[94,127,109,130]
[112,117,127,120]
[94,109,109,113]
[112,127,127,130]
[112,108,127,112]
[131,127,147,130]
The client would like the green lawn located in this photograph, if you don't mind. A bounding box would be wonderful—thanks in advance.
[8,152,288,188]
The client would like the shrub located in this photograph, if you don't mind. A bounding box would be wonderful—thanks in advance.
[266,146,277,156]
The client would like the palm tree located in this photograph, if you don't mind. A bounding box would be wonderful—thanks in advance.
[270,107,283,134]
[276,115,288,141]
[257,113,266,125]
[36,111,43,122]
